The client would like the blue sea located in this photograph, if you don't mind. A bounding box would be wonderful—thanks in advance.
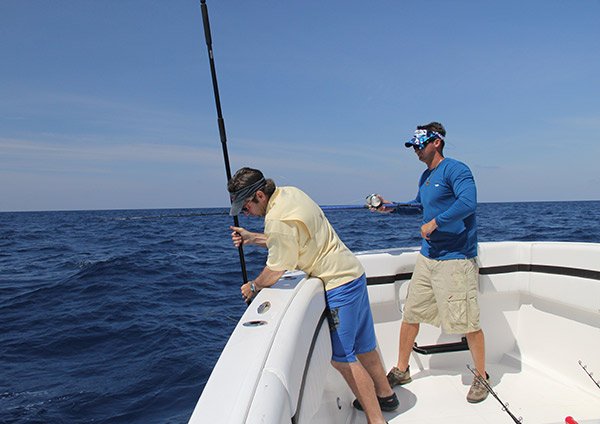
[2,201,600,423]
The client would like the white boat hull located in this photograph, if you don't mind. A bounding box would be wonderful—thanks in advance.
[189,242,600,423]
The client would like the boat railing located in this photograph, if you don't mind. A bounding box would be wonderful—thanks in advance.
[189,273,332,423]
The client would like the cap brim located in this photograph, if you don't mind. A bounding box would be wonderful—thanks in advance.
[404,141,415,148]
[229,198,245,216]
[227,177,266,216]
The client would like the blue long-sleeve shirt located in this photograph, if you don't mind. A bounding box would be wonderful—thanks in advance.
[411,157,478,259]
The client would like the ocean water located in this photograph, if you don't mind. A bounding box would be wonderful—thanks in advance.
[1,201,599,423]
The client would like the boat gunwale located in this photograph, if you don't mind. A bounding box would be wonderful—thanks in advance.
[367,263,600,285]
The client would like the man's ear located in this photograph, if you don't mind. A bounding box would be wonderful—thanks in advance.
[255,190,267,202]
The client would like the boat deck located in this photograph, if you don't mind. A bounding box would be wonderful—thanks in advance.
[190,243,600,424]
[349,359,600,424]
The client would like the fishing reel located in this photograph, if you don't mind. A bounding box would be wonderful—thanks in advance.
[365,193,383,209]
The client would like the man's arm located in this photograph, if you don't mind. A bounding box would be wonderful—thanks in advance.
[435,164,477,230]
[371,192,421,213]
[241,266,286,302]
[230,226,267,248]
[240,221,298,302]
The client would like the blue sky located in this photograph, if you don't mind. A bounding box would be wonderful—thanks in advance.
[2,1,599,211]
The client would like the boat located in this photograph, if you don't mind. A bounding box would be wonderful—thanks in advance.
[188,241,600,423]
[387,203,422,215]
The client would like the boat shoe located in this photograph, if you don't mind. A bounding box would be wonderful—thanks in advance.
[386,365,412,387]
[467,372,490,403]
[352,392,399,412]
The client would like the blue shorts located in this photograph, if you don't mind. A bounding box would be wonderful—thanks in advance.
[325,274,377,363]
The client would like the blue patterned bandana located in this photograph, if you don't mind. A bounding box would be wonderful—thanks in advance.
[405,129,445,149]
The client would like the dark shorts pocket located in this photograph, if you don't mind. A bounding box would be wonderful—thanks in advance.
[326,307,340,332]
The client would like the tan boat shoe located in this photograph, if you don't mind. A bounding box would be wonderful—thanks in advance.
[386,366,412,387]
[467,372,490,403]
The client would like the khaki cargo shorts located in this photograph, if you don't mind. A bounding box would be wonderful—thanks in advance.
[403,253,481,334]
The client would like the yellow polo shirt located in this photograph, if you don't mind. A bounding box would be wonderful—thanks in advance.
[264,186,364,291]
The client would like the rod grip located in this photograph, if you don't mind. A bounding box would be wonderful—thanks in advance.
[200,1,213,47]
[218,118,227,144]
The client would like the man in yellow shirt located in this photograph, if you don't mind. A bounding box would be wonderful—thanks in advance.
[228,167,397,424]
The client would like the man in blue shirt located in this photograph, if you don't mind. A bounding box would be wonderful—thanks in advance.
[376,122,488,403]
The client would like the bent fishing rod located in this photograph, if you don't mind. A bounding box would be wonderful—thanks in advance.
[200,0,249,290]
[578,360,600,390]
[467,365,523,423]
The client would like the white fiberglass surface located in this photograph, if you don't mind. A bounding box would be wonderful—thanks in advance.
[347,360,600,424]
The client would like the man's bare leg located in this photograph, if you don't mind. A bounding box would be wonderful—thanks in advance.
[396,321,419,371]
[332,360,387,424]
[357,350,394,398]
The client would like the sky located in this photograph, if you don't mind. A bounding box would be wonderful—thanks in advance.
[1,0,599,212]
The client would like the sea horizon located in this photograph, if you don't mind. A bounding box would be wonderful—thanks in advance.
[3,198,600,214]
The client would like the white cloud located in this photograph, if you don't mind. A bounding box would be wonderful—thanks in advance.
[0,137,222,167]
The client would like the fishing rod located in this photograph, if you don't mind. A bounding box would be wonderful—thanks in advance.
[365,193,422,212]
[466,365,523,423]
[199,0,249,288]
[320,195,423,212]
[578,360,600,390]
